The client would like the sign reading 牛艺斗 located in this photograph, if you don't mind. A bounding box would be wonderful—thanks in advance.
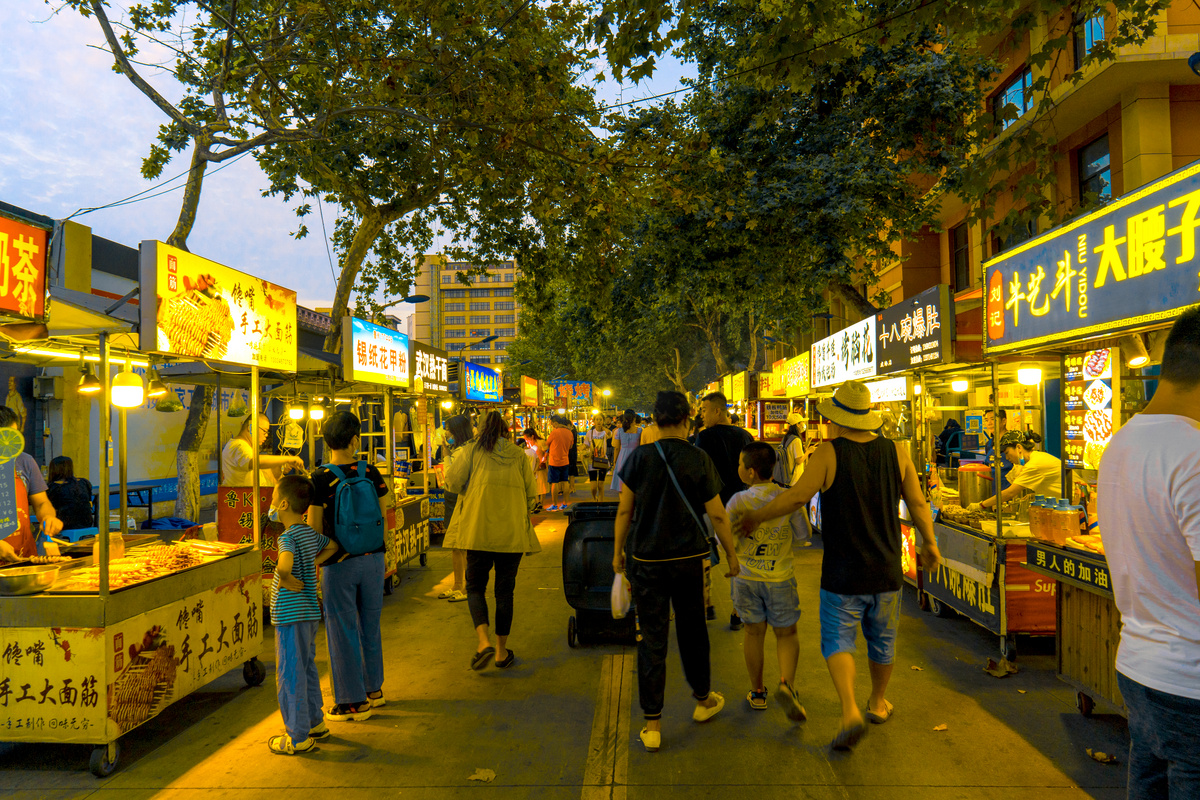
[985,160,1200,353]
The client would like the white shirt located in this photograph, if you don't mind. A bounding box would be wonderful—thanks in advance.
[1009,449,1063,498]
[726,483,810,582]
[221,437,273,488]
[1098,414,1200,700]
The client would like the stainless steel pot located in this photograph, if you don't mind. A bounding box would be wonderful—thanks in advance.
[0,564,61,596]
[956,466,994,507]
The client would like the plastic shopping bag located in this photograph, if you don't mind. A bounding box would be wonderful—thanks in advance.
[611,571,632,619]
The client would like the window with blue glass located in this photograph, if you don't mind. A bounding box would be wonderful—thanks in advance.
[1078,134,1111,205]
[1074,11,1104,69]
[993,67,1032,130]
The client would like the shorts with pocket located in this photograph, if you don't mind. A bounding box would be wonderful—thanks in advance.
[818,588,901,664]
[548,464,570,484]
[588,467,608,482]
[730,576,802,628]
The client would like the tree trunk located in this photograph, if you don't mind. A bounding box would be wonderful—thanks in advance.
[747,310,759,373]
[662,346,695,394]
[323,210,388,353]
[175,385,215,520]
[167,140,210,250]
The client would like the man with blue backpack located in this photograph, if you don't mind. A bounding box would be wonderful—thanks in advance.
[309,411,391,722]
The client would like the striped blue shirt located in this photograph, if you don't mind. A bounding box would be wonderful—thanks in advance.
[270,524,329,625]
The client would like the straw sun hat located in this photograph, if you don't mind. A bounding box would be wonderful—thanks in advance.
[816,380,882,431]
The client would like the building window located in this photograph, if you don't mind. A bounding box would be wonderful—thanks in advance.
[494,314,515,324]
[469,328,490,338]
[469,342,491,351]
[447,342,465,351]
[494,327,516,337]
[495,355,507,364]
[1078,134,1111,205]
[469,288,490,297]
[1074,11,1104,69]
[442,274,453,284]
[469,356,491,364]
[991,220,1035,256]
[469,302,490,311]
[444,329,466,338]
[444,316,466,325]
[443,289,466,298]
[993,66,1032,130]
[469,315,490,324]
[445,302,465,312]
[950,223,970,292]
[494,341,509,351]
[494,301,515,311]
[494,288,514,297]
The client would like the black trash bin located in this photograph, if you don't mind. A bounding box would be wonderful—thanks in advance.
[562,502,636,647]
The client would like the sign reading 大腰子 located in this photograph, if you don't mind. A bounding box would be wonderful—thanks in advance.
[984,160,1200,353]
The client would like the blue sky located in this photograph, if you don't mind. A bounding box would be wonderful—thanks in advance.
[0,3,693,309]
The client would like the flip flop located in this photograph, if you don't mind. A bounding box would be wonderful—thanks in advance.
[865,700,894,724]
[639,727,660,752]
[495,650,516,669]
[471,647,495,671]
[831,722,866,751]
[775,681,807,722]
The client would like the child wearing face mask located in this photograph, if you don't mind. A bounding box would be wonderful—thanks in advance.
[268,474,337,755]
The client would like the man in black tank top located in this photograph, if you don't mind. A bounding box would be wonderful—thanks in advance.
[734,380,941,752]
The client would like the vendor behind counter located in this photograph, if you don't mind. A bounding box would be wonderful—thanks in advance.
[972,430,1063,511]
[221,413,305,487]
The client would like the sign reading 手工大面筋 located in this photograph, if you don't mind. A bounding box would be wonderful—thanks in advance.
[984,160,1200,353]
[877,285,952,374]
[343,317,410,388]
[811,317,875,388]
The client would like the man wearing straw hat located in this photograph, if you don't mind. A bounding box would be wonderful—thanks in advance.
[736,379,941,751]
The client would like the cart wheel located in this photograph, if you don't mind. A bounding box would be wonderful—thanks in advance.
[567,615,578,648]
[89,741,120,778]
[243,657,267,687]
[1076,691,1095,717]
[383,574,394,596]
[928,596,955,618]
[419,552,427,567]
[1000,635,1018,662]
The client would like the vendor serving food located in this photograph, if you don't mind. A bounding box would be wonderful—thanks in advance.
[0,405,63,562]
[969,430,1063,511]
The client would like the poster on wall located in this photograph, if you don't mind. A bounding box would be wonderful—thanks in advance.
[139,241,297,371]
[811,317,876,388]
[1062,347,1120,470]
[343,317,410,388]
[0,213,48,321]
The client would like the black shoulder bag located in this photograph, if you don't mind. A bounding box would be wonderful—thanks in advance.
[653,441,722,565]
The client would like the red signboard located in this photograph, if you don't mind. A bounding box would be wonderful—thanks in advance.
[0,215,48,321]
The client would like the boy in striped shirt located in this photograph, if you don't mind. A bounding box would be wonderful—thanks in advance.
[268,475,336,755]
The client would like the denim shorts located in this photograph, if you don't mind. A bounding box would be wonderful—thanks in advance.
[818,588,901,664]
[548,464,570,484]
[731,577,802,628]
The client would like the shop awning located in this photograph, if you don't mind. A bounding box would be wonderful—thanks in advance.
[157,346,340,388]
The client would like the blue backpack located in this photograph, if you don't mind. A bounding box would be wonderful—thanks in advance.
[326,462,384,554]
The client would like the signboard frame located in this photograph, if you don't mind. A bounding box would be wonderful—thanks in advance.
[342,316,411,389]
[876,284,952,374]
[461,361,502,403]
[409,339,450,395]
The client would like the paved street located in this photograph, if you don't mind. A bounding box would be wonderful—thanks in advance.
[0,497,1131,800]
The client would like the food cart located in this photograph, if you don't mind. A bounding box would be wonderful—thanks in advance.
[0,235,285,776]
[989,159,1200,713]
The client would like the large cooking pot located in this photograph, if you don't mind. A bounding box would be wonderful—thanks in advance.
[957,463,993,507]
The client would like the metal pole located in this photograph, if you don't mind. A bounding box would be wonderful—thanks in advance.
[992,360,1002,532]
[384,389,394,478]
[99,334,110,598]
[216,374,222,484]
[119,405,128,536]
[251,365,260,548]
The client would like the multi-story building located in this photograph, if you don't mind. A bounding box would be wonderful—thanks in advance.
[411,255,521,365]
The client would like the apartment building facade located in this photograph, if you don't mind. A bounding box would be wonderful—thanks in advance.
[411,255,520,365]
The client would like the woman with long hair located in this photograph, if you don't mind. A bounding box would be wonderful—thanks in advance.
[445,411,541,670]
[522,427,549,508]
[437,414,476,602]
[46,456,94,531]
[612,391,740,752]
[609,409,642,492]
[587,416,611,500]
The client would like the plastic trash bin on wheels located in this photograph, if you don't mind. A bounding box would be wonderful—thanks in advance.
[562,502,636,647]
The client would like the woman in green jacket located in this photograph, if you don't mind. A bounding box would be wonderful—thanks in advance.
[444,411,541,671]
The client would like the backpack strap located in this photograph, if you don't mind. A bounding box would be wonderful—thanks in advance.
[326,463,347,481]
[356,461,366,479]
[653,441,720,565]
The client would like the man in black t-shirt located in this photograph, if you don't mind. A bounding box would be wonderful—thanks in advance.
[696,391,754,628]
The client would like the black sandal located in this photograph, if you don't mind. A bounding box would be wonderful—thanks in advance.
[496,650,516,669]
[470,647,495,670]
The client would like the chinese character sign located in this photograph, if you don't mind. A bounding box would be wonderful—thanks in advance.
[985,161,1200,353]
[1062,348,1119,470]
[409,340,449,394]
[0,214,48,321]
[730,372,747,402]
[876,285,952,374]
[811,317,876,388]
[462,362,501,403]
[549,380,593,406]
[139,241,297,370]
[521,376,538,407]
[782,353,810,397]
[343,317,410,388]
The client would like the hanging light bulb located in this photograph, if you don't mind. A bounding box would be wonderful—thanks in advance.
[309,400,327,421]
[951,379,969,393]
[111,357,145,408]
[1017,363,1043,386]
[288,402,306,421]
[913,384,923,395]
[77,362,102,395]
[146,366,168,398]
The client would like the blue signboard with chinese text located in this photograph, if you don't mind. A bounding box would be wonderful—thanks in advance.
[548,380,593,406]
[1025,540,1113,598]
[984,160,1200,353]
[461,361,502,403]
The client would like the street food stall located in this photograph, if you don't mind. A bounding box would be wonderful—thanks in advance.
[0,234,280,776]
[994,160,1200,714]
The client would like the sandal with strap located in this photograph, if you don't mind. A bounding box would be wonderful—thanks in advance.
[268,734,315,755]
[747,690,768,710]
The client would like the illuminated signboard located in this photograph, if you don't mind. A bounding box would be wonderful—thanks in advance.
[722,374,733,399]
[549,380,593,406]
[409,339,449,394]
[985,160,1200,353]
[343,317,410,388]
[876,285,952,374]
[462,361,502,403]
[1062,347,1119,470]
[139,240,297,371]
[521,375,538,407]
[782,353,811,398]
[866,376,909,403]
[730,372,747,402]
[811,316,876,388]
[0,213,48,321]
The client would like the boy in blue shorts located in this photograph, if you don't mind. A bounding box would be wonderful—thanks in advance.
[268,474,337,754]
[727,442,811,721]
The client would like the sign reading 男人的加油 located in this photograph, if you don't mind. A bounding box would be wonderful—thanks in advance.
[343,317,410,388]
[984,160,1200,353]
[811,317,876,388]
[876,285,952,374]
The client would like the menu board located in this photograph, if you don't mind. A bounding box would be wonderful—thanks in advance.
[811,317,876,388]
[1062,347,1119,470]
[764,403,789,422]
[140,241,298,371]
[342,317,410,388]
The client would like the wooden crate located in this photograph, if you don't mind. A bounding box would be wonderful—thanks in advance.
[1058,583,1125,713]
